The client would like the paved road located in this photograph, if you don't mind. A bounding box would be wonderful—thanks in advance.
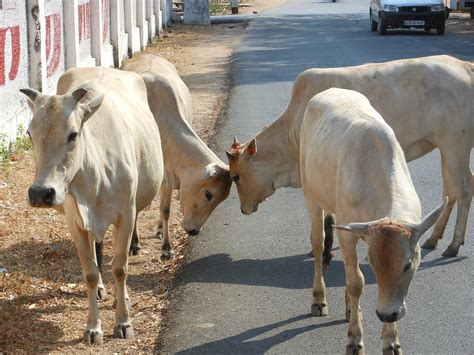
[159,1,474,353]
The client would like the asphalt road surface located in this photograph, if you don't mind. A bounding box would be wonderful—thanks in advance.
[159,1,474,353]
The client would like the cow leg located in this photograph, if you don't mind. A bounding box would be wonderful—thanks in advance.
[422,154,456,250]
[69,227,103,344]
[381,322,402,355]
[439,147,472,257]
[129,219,141,256]
[306,201,328,316]
[93,239,107,300]
[157,184,173,260]
[339,231,365,355]
[111,213,135,339]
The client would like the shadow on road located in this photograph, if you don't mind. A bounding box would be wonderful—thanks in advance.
[174,252,376,288]
[174,314,346,354]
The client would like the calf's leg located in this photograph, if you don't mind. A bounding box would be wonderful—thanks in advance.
[69,227,103,344]
[306,201,328,316]
[112,213,135,339]
[339,231,365,355]
[382,322,402,355]
[157,184,173,260]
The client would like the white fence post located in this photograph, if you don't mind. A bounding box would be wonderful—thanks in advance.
[124,0,140,56]
[64,0,80,68]
[146,0,156,40]
[136,0,148,48]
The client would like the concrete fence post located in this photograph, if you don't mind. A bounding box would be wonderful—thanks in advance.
[146,0,156,40]
[124,0,140,56]
[183,0,210,25]
[136,0,148,48]
[64,0,80,68]
[27,0,47,91]
[153,0,162,35]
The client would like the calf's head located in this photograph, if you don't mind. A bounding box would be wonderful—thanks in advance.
[226,137,275,215]
[179,163,231,235]
[21,86,104,208]
[335,199,446,323]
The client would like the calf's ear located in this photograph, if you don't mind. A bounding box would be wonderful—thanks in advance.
[411,197,448,243]
[244,138,257,159]
[20,88,41,112]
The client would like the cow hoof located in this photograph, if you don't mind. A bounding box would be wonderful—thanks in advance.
[83,329,103,345]
[129,245,141,256]
[442,245,459,258]
[97,286,107,301]
[346,343,364,355]
[383,344,403,355]
[113,323,134,339]
[421,238,438,250]
[161,250,171,260]
[311,303,328,316]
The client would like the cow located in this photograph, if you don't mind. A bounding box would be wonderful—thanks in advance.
[121,55,232,259]
[227,55,473,257]
[232,88,446,354]
[21,66,164,345]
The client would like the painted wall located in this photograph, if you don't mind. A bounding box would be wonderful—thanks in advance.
[0,0,172,143]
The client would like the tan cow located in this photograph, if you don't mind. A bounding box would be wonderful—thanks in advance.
[298,88,445,354]
[228,55,473,257]
[21,67,163,344]
[121,55,231,259]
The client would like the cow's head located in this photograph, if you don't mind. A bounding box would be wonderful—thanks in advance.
[179,163,231,235]
[226,137,275,215]
[335,199,446,323]
[21,85,104,208]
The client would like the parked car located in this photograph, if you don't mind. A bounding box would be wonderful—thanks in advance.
[370,0,447,35]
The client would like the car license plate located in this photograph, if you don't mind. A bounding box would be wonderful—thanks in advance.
[404,20,425,26]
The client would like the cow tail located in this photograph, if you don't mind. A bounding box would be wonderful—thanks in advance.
[323,213,335,269]
[95,241,104,271]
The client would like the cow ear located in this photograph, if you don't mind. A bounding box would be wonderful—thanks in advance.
[245,138,257,158]
[334,222,373,237]
[203,163,218,181]
[20,88,40,112]
[71,87,105,123]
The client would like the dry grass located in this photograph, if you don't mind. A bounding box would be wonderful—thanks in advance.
[0,23,244,352]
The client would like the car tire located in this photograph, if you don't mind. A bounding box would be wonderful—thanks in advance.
[436,23,445,35]
[378,17,387,35]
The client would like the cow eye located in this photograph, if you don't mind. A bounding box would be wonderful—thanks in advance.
[232,175,240,182]
[403,262,411,272]
[205,190,213,202]
[68,132,78,142]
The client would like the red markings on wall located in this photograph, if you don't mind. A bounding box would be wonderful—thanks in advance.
[0,26,20,86]
[103,0,109,42]
[45,14,61,77]
[78,2,91,42]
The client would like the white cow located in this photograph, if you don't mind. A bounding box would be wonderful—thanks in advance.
[228,55,473,257]
[230,88,446,354]
[21,67,163,344]
[121,55,232,259]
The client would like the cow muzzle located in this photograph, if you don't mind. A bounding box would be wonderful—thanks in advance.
[376,302,406,323]
[28,186,56,207]
[241,204,258,215]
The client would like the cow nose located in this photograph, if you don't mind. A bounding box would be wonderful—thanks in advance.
[28,186,56,207]
[187,229,199,236]
[376,310,399,323]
